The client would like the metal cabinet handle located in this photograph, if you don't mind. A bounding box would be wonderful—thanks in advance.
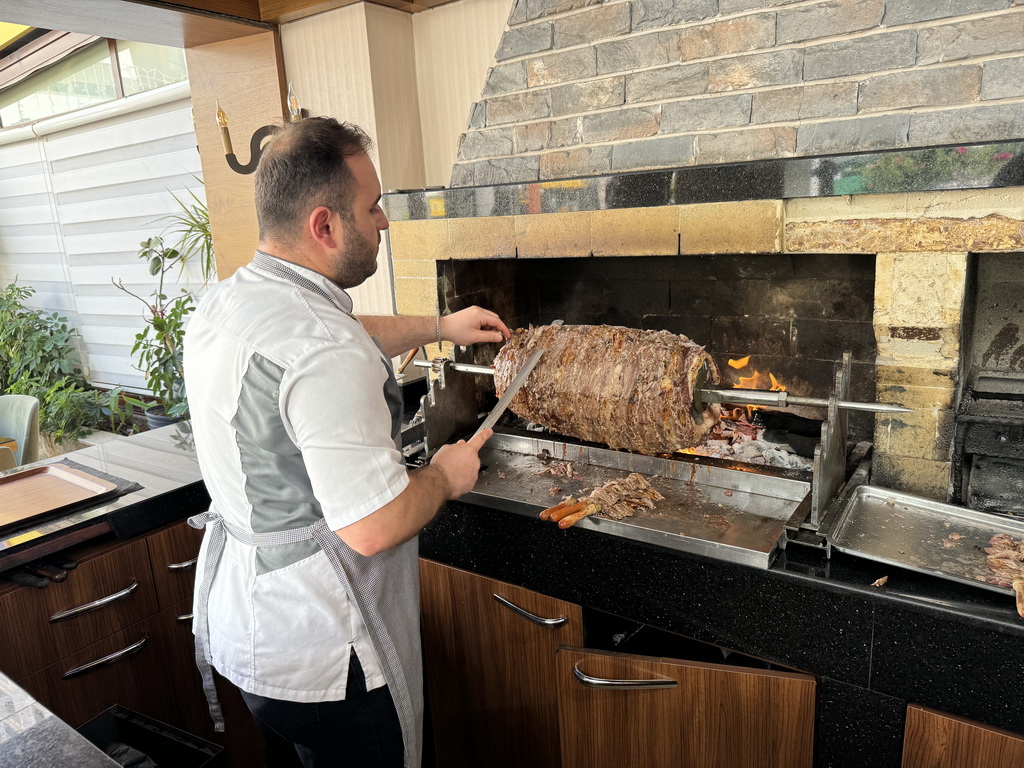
[62,634,149,679]
[573,663,678,690]
[492,593,568,627]
[176,613,194,622]
[167,558,198,571]
[49,580,139,623]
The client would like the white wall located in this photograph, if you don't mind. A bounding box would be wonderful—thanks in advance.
[412,0,510,187]
[0,82,206,392]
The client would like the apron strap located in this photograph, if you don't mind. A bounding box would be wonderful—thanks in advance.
[188,510,320,732]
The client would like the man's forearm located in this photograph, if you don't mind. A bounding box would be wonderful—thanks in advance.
[334,464,450,557]
[357,314,436,357]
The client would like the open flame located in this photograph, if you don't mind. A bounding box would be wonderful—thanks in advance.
[728,356,787,392]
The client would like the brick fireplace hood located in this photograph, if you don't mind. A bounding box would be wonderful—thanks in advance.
[383,143,1024,500]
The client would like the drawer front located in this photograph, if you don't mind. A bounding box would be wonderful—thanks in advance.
[18,616,177,729]
[147,520,203,610]
[0,537,158,679]
[44,537,159,660]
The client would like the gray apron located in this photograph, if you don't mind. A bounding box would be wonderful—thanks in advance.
[189,253,423,768]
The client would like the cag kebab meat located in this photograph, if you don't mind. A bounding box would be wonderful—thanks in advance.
[493,323,722,455]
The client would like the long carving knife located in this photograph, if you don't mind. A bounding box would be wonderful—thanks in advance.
[473,347,545,438]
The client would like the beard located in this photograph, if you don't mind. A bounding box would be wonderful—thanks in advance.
[329,222,380,289]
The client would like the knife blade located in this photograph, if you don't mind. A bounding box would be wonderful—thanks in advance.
[473,347,545,438]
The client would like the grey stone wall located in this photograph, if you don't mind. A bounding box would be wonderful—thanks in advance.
[451,0,1024,185]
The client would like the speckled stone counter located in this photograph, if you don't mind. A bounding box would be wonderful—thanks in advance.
[0,674,117,768]
[419,500,1024,768]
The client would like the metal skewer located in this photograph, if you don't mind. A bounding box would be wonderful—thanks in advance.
[413,360,913,414]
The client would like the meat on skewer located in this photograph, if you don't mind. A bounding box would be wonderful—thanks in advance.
[494,324,722,454]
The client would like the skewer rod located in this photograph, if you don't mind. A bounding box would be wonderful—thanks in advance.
[412,360,912,413]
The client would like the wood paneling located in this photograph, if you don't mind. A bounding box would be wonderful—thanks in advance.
[556,647,816,768]
[261,0,454,23]
[420,559,583,768]
[18,617,177,728]
[145,520,203,610]
[412,0,510,186]
[185,31,287,279]
[903,704,1024,768]
[161,0,263,21]
[44,536,159,660]
[0,0,269,49]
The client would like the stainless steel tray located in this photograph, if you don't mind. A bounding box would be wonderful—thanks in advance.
[463,431,811,569]
[826,485,1024,595]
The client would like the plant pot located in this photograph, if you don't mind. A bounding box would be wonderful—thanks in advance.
[145,407,182,430]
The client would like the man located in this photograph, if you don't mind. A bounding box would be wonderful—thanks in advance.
[183,117,510,768]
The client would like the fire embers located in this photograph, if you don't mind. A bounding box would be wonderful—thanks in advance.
[493,324,722,454]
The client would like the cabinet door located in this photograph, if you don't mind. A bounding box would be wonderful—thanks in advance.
[157,598,270,768]
[18,613,177,728]
[146,520,203,610]
[420,559,584,768]
[555,646,815,768]
[902,704,1024,768]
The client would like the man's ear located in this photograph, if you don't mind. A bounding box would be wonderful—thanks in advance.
[309,206,343,249]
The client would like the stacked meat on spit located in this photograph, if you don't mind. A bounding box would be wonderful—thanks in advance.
[493,323,722,454]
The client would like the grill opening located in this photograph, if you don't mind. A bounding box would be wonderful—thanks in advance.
[955,252,1024,516]
[439,253,878,446]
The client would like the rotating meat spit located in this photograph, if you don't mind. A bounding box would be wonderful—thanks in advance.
[413,349,908,531]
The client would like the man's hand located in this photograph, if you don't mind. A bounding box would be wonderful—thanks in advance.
[440,306,511,346]
[430,428,494,498]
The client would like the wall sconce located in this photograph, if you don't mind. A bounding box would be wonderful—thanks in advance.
[218,84,306,175]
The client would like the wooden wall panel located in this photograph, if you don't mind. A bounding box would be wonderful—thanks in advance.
[0,0,268,48]
[185,31,287,279]
[412,0,510,186]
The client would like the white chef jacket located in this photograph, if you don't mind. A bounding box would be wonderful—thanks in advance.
[184,253,410,702]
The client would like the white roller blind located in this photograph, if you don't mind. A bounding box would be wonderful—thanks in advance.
[0,84,207,393]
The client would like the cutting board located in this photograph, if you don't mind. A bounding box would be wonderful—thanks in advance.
[0,465,118,534]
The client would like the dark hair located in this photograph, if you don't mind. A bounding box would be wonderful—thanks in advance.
[254,117,373,244]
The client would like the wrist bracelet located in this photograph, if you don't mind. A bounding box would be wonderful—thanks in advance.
[436,314,442,346]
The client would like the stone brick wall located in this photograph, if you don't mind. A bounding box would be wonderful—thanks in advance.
[450,0,1024,186]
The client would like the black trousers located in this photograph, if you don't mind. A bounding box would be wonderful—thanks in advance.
[240,651,403,768]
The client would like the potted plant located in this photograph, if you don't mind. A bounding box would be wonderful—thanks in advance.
[1,281,135,455]
[113,182,214,428]
[114,236,196,428]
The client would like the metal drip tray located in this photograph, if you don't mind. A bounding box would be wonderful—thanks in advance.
[825,485,1024,595]
[463,432,811,569]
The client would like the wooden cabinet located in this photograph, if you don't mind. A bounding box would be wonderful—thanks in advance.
[0,519,265,768]
[146,519,203,609]
[419,558,584,768]
[420,560,817,768]
[902,704,1024,768]
[554,646,816,768]
[0,537,158,680]
[159,597,269,768]
[18,611,179,728]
